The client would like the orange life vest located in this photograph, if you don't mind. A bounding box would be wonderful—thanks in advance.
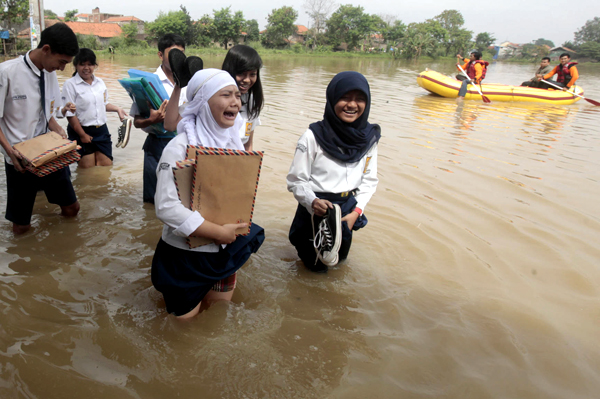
[466,60,489,83]
[556,62,578,84]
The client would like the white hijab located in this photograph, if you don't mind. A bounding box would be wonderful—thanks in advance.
[177,68,244,150]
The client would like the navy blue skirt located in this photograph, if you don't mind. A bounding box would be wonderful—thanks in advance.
[67,124,113,161]
[151,223,265,316]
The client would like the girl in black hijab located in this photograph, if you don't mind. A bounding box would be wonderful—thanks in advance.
[287,71,381,273]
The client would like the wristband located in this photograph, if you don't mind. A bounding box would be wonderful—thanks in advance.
[353,207,363,216]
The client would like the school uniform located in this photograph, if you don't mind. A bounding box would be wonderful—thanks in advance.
[129,65,187,203]
[238,92,261,145]
[62,73,113,160]
[151,70,264,316]
[287,129,378,269]
[286,71,381,272]
[0,51,77,225]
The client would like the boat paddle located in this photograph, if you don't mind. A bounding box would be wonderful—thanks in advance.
[541,79,600,106]
[457,64,491,103]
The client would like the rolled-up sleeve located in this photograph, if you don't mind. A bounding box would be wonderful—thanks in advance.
[154,142,205,237]
[287,130,317,213]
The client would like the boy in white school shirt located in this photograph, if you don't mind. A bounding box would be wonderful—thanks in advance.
[129,34,188,204]
[0,23,81,234]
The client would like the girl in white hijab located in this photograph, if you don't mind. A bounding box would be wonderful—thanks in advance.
[151,68,265,319]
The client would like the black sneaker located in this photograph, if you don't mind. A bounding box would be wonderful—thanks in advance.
[116,118,132,148]
[185,56,203,78]
[168,48,190,88]
[312,204,342,267]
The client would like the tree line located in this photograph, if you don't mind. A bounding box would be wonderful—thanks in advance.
[2,0,599,61]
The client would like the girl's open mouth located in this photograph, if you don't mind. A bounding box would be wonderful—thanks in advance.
[224,111,237,119]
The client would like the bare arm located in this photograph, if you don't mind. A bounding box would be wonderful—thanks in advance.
[106,103,127,121]
[67,116,92,144]
[164,85,182,132]
[190,220,248,245]
[47,117,66,138]
[133,100,167,129]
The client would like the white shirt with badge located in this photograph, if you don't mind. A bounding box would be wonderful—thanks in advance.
[154,133,221,253]
[238,93,261,145]
[0,51,60,165]
[61,73,109,126]
[129,65,187,135]
[287,129,378,213]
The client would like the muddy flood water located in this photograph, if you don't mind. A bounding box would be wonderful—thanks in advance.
[1,54,600,398]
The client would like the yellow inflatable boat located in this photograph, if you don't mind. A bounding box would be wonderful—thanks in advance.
[417,70,583,105]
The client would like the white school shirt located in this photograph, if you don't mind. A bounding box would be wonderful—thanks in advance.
[154,133,221,253]
[61,73,108,126]
[287,129,379,214]
[0,52,61,165]
[129,65,187,135]
[238,93,261,144]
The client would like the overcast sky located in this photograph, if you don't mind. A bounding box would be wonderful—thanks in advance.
[45,0,593,46]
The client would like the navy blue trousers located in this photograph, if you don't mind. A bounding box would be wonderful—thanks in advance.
[143,134,173,203]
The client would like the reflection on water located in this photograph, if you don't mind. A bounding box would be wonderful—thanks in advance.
[1,56,600,398]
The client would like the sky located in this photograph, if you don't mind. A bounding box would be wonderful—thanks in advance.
[45,0,594,46]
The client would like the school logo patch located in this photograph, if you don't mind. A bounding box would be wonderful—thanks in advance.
[159,162,170,171]
[297,143,307,153]
[50,100,55,115]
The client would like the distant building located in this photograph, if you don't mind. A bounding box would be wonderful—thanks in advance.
[496,42,523,59]
[89,7,121,24]
[103,16,145,40]
[549,46,577,60]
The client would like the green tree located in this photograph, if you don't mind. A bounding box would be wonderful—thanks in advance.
[433,9,473,56]
[401,22,437,59]
[64,9,78,22]
[562,40,579,51]
[263,6,298,48]
[76,34,99,50]
[520,43,549,59]
[245,19,260,42]
[381,20,406,46]
[534,38,554,47]
[211,7,245,48]
[474,32,495,52]
[326,4,372,50]
[196,14,214,47]
[121,22,139,46]
[578,41,600,60]
[44,9,58,19]
[574,17,600,44]
[0,0,28,28]
[179,5,201,47]
[146,10,188,42]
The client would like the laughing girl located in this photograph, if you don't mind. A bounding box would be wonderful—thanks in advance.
[287,71,381,273]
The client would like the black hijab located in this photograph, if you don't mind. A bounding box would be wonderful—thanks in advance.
[309,71,381,163]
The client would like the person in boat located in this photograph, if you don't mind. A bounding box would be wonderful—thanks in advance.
[521,57,553,88]
[536,53,579,91]
[455,51,489,101]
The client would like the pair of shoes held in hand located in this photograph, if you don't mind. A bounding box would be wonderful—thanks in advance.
[312,204,342,269]
[168,49,204,88]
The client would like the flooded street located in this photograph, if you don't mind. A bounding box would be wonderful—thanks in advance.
[1,54,599,398]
